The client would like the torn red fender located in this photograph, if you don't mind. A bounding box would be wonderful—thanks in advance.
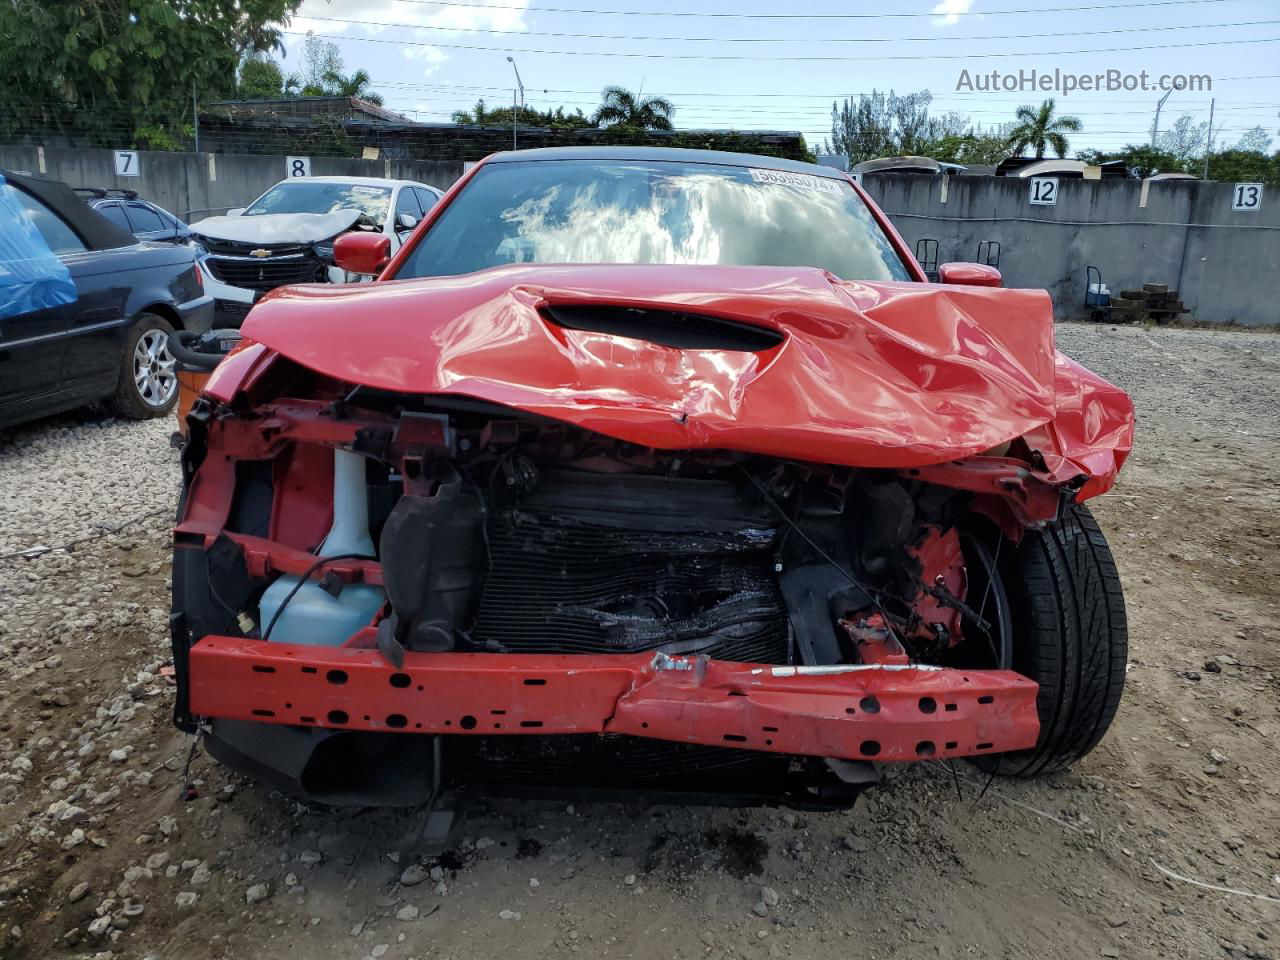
[187,639,1040,763]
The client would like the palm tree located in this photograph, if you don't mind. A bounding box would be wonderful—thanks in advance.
[1007,99,1082,159]
[593,86,675,131]
[322,69,384,107]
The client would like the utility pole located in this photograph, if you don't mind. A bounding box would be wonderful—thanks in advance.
[1201,97,1215,181]
[506,56,525,151]
[1150,88,1174,147]
[192,81,200,153]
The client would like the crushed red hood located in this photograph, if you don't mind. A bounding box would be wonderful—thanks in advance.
[233,263,1132,482]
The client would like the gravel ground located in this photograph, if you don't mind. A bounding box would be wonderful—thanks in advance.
[1,323,1278,960]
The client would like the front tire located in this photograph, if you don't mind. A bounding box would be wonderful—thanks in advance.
[111,314,179,419]
[979,503,1128,777]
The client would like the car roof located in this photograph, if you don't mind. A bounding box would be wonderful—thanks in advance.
[277,176,423,188]
[3,170,138,250]
[482,146,849,180]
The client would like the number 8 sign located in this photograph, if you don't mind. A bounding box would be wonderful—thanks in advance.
[1232,183,1263,212]
[286,156,311,178]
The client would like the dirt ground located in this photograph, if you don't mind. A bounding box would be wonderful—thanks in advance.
[0,323,1277,960]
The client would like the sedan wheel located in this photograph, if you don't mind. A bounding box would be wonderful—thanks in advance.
[110,314,180,419]
[134,329,178,408]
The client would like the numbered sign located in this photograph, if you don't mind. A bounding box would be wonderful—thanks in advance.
[114,150,139,177]
[286,156,311,179]
[1029,177,1058,206]
[1232,183,1263,212]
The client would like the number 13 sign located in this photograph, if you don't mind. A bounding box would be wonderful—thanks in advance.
[1232,183,1263,212]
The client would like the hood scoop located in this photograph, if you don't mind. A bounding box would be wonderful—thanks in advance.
[542,304,784,352]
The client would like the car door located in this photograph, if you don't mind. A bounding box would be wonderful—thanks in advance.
[389,187,423,254]
[0,183,81,416]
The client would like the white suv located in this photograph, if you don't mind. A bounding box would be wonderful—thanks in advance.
[189,176,443,325]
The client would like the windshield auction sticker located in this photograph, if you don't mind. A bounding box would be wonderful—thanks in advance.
[748,168,844,196]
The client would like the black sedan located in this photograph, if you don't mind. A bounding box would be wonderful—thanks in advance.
[0,172,214,430]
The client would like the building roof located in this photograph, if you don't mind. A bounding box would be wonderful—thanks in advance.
[212,96,413,124]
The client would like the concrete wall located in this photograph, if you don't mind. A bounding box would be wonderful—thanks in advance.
[861,173,1280,326]
[3,145,1275,325]
[0,146,464,222]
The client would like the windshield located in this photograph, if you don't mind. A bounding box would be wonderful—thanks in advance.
[243,181,392,224]
[396,159,912,282]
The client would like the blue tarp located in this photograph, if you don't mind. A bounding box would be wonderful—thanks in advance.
[0,173,78,320]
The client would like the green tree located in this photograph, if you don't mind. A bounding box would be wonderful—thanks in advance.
[238,58,286,99]
[593,86,675,131]
[452,99,593,130]
[1234,126,1273,154]
[1007,99,1082,159]
[1157,114,1210,165]
[322,68,383,106]
[301,35,341,94]
[1205,149,1279,184]
[826,90,933,163]
[1079,144,1185,179]
[0,0,301,143]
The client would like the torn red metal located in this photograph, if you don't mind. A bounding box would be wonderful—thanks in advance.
[187,638,1040,763]
[225,263,1133,492]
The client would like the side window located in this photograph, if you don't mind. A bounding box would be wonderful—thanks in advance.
[415,188,438,215]
[9,187,86,255]
[95,202,132,231]
[125,202,166,234]
[394,188,422,230]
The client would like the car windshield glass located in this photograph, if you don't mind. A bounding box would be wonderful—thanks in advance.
[396,159,912,282]
[243,182,392,224]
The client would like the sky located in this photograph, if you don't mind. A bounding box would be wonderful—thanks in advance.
[277,0,1280,154]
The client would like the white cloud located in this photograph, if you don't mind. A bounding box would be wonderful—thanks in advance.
[403,44,449,78]
[931,0,975,27]
[291,0,531,37]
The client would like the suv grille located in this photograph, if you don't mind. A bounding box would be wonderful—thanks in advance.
[205,252,328,293]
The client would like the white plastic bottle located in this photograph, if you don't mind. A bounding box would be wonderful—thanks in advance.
[258,448,385,646]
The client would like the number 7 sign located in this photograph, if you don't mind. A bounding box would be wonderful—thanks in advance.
[115,150,139,177]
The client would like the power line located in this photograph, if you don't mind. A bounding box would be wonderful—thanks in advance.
[374,81,1248,105]
[286,29,1280,61]
[375,92,1275,118]
[298,13,1279,45]
[373,0,1245,20]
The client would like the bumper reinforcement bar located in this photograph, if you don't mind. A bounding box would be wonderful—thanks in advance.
[187,638,1040,763]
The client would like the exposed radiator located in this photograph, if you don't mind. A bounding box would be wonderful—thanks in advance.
[466,471,791,663]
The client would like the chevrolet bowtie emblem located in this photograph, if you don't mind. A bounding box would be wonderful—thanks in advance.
[249,248,271,258]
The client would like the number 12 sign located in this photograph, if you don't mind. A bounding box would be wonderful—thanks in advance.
[1029,177,1058,206]
[1232,183,1263,212]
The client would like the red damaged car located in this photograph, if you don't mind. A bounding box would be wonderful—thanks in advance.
[171,148,1132,808]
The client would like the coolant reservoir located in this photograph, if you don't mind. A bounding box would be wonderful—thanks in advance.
[258,448,385,646]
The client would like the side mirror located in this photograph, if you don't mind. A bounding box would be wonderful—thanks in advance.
[396,213,419,232]
[224,207,245,218]
[937,262,1002,287]
[334,232,391,276]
